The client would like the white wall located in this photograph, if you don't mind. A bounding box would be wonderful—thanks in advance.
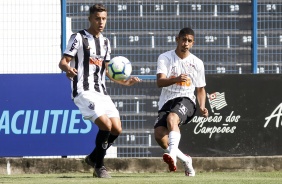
[0,0,62,73]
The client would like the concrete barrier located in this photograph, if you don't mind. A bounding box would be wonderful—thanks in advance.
[1,156,282,175]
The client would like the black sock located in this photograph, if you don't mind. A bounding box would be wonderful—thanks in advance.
[94,129,110,168]
[89,133,119,164]
[107,134,119,149]
[89,148,96,162]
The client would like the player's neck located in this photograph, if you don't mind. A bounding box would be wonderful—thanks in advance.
[87,28,100,38]
[175,50,190,59]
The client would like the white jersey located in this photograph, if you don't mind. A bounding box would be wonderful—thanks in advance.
[64,30,111,99]
[156,50,206,110]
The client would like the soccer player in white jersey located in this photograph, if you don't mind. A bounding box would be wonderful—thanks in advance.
[154,27,208,176]
[59,4,141,178]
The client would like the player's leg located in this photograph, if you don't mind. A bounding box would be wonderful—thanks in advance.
[155,127,188,170]
[93,115,112,165]
[162,146,195,175]
[93,98,123,178]
[164,97,196,173]
[154,126,169,150]
[154,110,170,149]
[87,119,120,178]
[155,125,178,171]
[105,96,122,150]
[164,140,195,176]
[107,117,122,149]
[73,92,98,168]
[74,92,113,178]
[83,115,112,178]
[165,112,181,170]
[163,147,192,164]
[91,96,122,178]
[154,110,178,171]
[86,117,121,172]
[92,115,112,178]
[174,97,196,176]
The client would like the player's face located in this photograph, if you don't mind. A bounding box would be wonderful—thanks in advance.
[88,11,107,34]
[176,34,194,53]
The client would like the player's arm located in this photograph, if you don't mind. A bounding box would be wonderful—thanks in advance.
[156,73,188,87]
[196,87,209,117]
[59,55,77,81]
[105,62,141,86]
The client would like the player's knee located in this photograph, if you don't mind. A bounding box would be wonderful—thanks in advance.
[112,126,122,135]
[167,113,180,129]
[110,118,122,135]
[102,123,112,131]
[95,117,112,131]
[167,113,179,123]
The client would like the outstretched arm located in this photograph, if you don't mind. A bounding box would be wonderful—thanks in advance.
[196,87,209,117]
[59,55,77,81]
[105,63,141,86]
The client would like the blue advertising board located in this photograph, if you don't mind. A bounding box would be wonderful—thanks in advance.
[0,74,98,156]
[2,74,282,157]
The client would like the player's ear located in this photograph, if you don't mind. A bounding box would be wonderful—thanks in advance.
[175,35,179,43]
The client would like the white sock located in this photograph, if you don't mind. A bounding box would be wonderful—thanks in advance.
[176,149,189,162]
[163,148,169,153]
[164,147,188,162]
[168,131,181,162]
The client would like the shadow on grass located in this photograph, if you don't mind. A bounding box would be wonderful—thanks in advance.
[57,175,92,179]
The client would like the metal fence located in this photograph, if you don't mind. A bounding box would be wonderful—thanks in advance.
[257,1,282,73]
[65,0,281,75]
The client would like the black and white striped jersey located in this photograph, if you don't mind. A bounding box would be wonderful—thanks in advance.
[64,29,111,98]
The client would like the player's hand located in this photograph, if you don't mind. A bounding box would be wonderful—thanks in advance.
[200,107,209,118]
[125,76,142,86]
[177,74,188,82]
[66,67,77,81]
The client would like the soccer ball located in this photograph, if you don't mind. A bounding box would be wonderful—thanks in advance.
[108,56,132,80]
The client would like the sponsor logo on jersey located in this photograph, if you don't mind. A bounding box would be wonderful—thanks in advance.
[89,57,103,67]
[170,76,191,87]
[69,38,78,52]
[88,101,95,110]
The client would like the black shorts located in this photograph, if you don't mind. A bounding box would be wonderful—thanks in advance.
[154,97,196,129]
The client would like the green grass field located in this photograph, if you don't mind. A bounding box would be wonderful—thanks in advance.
[1,171,282,184]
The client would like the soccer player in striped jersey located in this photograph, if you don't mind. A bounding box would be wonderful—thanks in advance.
[154,27,208,176]
[59,4,141,178]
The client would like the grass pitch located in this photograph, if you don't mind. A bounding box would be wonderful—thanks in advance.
[1,171,282,184]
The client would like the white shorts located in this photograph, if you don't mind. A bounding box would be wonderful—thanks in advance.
[73,91,119,121]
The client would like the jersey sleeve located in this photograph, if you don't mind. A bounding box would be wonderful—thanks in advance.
[64,33,81,57]
[156,54,170,76]
[195,61,206,87]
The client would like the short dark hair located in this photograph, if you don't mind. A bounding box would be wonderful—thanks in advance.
[89,4,107,15]
[178,27,195,37]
